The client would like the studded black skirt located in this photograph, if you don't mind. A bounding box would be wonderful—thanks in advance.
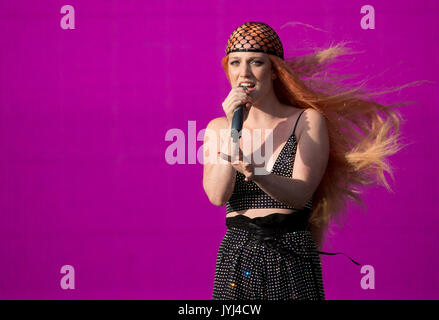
[212,211,325,300]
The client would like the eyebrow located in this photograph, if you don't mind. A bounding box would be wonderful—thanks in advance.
[229,56,264,61]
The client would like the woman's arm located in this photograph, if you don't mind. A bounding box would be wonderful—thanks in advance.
[251,109,330,210]
[202,117,237,206]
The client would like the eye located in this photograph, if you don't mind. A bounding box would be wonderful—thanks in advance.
[230,60,264,66]
[230,60,239,65]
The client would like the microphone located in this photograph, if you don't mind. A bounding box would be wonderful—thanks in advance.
[231,85,248,143]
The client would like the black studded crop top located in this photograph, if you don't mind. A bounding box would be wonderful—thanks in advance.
[226,109,313,214]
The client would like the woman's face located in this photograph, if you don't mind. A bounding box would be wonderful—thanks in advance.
[227,52,275,103]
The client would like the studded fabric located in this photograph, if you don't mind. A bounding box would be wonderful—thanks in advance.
[212,213,325,300]
[226,22,284,59]
[226,109,313,214]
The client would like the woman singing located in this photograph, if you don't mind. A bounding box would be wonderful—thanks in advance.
[203,22,415,300]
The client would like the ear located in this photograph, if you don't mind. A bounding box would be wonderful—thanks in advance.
[271,70,277,80]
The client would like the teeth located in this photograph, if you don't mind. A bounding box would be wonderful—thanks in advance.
[240,83,254,87]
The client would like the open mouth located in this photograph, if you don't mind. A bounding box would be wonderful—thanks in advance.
[239,82,256,89]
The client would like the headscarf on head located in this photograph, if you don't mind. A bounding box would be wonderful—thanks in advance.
[225,22,284,60]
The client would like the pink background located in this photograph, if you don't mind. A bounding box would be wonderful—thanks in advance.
[0,0,438,299]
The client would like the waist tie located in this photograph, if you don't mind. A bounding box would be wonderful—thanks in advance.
[226,213,361,266]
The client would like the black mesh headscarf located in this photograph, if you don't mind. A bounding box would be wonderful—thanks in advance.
[225,22,284,60]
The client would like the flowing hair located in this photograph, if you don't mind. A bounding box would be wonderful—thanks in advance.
[221,41,427,250]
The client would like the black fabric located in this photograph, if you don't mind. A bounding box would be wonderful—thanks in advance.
[213,212,325,300]
[226,209,311,233]
[226,213,361,266]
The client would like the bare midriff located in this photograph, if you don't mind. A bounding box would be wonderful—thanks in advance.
[226,208,301,219]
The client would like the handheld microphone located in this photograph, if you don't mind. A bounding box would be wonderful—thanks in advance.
[231,85,248,143]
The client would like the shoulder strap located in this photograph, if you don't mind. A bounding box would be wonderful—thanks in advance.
[292,109,306,136]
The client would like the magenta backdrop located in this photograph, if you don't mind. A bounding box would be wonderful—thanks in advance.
[0,0,438,299]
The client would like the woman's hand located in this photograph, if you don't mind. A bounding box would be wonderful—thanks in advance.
[218,145,254,181]
[222,86,252,125]
[218,142,268,182]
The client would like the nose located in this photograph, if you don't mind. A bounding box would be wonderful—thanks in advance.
[239,61,252,78]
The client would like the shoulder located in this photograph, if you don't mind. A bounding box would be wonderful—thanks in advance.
[296,108,327,140]
[204,117,229,143]
[301,107,323,120]
[206,116,228,132]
